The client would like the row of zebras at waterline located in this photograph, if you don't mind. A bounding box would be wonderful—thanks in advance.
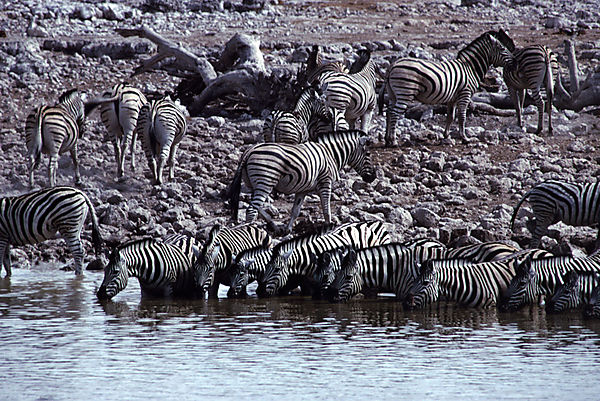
[25,83,187,186]
[3,181,600,320]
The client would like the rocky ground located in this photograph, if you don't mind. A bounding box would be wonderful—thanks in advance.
[1,0,599,269]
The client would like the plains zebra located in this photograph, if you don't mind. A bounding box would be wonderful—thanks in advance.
[263,86,332,144]
[26,89,86,187]
[303,44,349,85]
[584,285,600,318]
[136,95,187,185]
[194,223,270,298]
[499,253,600,312]
[162,233,200,264]
[98,83,148,179]
[262,220,391,297]
[323,241,520,303]
[226,130,376,233]
[319,49,377,134]
[0,186,102,276]
[502,45,557,135]
[378,29,514,146]
[546,270,600,313]
[510,180,600,249]
[96,238,196,299]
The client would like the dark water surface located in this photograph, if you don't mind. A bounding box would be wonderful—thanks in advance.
[2,266,600,401]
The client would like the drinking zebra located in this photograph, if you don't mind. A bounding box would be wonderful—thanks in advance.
[96,238,197,299]
[319,49,377,134]
[194,223,270,298]
[136,95,187,185]
[510,180,600,249]
[263,85,332,144]
[0,186,102,276]
[98,83,148,179]
[378,29,514,146]
[546,270,600,313]
[229,241,273,298]
[25,89,86,187]
[584,285,600,319]
[262,220,391,297]
[225,130,376,233]
[323,241,519,303]
[499,253,600,312]
[502,45,557,135]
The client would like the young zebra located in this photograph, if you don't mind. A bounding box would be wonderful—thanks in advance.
[510,180,600,249]
[546,271,600,313]
[194,223,270,299]
[136,95,187,185]
[262,220,391,297]
[323,241,519,303]
[263,86,332,144]
[319,49,377,134]
[502,45,557,135]
[98,83,148,179]
[229,241,274,298]
[226,130,376,233]
[499,253,600,312]
[26,89,86,187]
[96,238,196,300]
[379,29,514,146]
[0,186,102,276]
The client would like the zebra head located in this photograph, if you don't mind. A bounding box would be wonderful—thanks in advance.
[97,247,128,300]
[194,225,223,292]
[264,248,294,297]
[313,248,344,296]
[584,285,600,319]
[306,84,333,125]
[230,256,254,299]
[346,132,377,183]
[546,270,581,313]
[499,254,536,312]
[404,259,440,310]
[326,249,361,303]
[485,32,514,69]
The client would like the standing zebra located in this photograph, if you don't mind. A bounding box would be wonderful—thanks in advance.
[96,238,196,299]
[262,220,391,297]
[379,30,514,146]
[319,49,377,134]
[499,253,600,312]
[502,45,557,135]
[510,180,600,249]
[263,85,332,144]
[546,270,600,313]
[136,95,187,185]
[303,45,349,85]
[0,186,102,276]
[98,83,148,179]
[194,223,270,298]
[26,89,86,187]
[226,130,376,233]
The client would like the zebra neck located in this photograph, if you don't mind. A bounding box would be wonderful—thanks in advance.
[456,46,490,84]
[318,137,351,172]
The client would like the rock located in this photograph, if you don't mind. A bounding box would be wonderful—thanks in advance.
[411,207,440,228]
[545,16,568,29]
[206,116,226,127]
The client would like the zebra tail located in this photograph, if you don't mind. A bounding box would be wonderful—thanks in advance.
[224,161,244,222]
[510,189,533,230]
[83,94,120,116]
[377,80,386,115]
[28,106,44,169]
[545,52,555,102]
[83,194,104,256]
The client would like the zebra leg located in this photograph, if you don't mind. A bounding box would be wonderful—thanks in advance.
[60,229,85,275]
[48,155,58,187]
[28,154,37,187]
[248,191,278,230]
[317,179,333,225]
[167,144,178,181]
[287,194,306,233]
[0,240,10,277]
[113,138,124,178]
[70,146,81,185]
[530,88,544,135]
[157,140,174,185]
[455,93,472,141]
[443,104,456,138]
[129,129,137,172]
[385,102,406,147]
[508,87,522,127]
[360,109,374,135]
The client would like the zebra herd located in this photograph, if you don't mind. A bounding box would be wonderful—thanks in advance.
[3,28,600,320]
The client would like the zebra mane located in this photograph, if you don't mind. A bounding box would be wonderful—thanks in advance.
[349,49,371,74]
[314,129,364,143]
[58,88,80,104]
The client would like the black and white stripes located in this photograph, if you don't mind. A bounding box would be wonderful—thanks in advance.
[0,186,102,276]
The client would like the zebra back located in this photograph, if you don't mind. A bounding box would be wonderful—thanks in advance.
[99,83,148,140]
[445,241,520,263]
[56,89,85,132]
[137,96,187,156]
[162,233,200,264]
[97,237,193,299]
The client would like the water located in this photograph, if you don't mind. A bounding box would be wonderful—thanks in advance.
[2,266,600,401]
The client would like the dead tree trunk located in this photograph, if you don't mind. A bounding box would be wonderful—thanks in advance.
[554,39,600,111]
